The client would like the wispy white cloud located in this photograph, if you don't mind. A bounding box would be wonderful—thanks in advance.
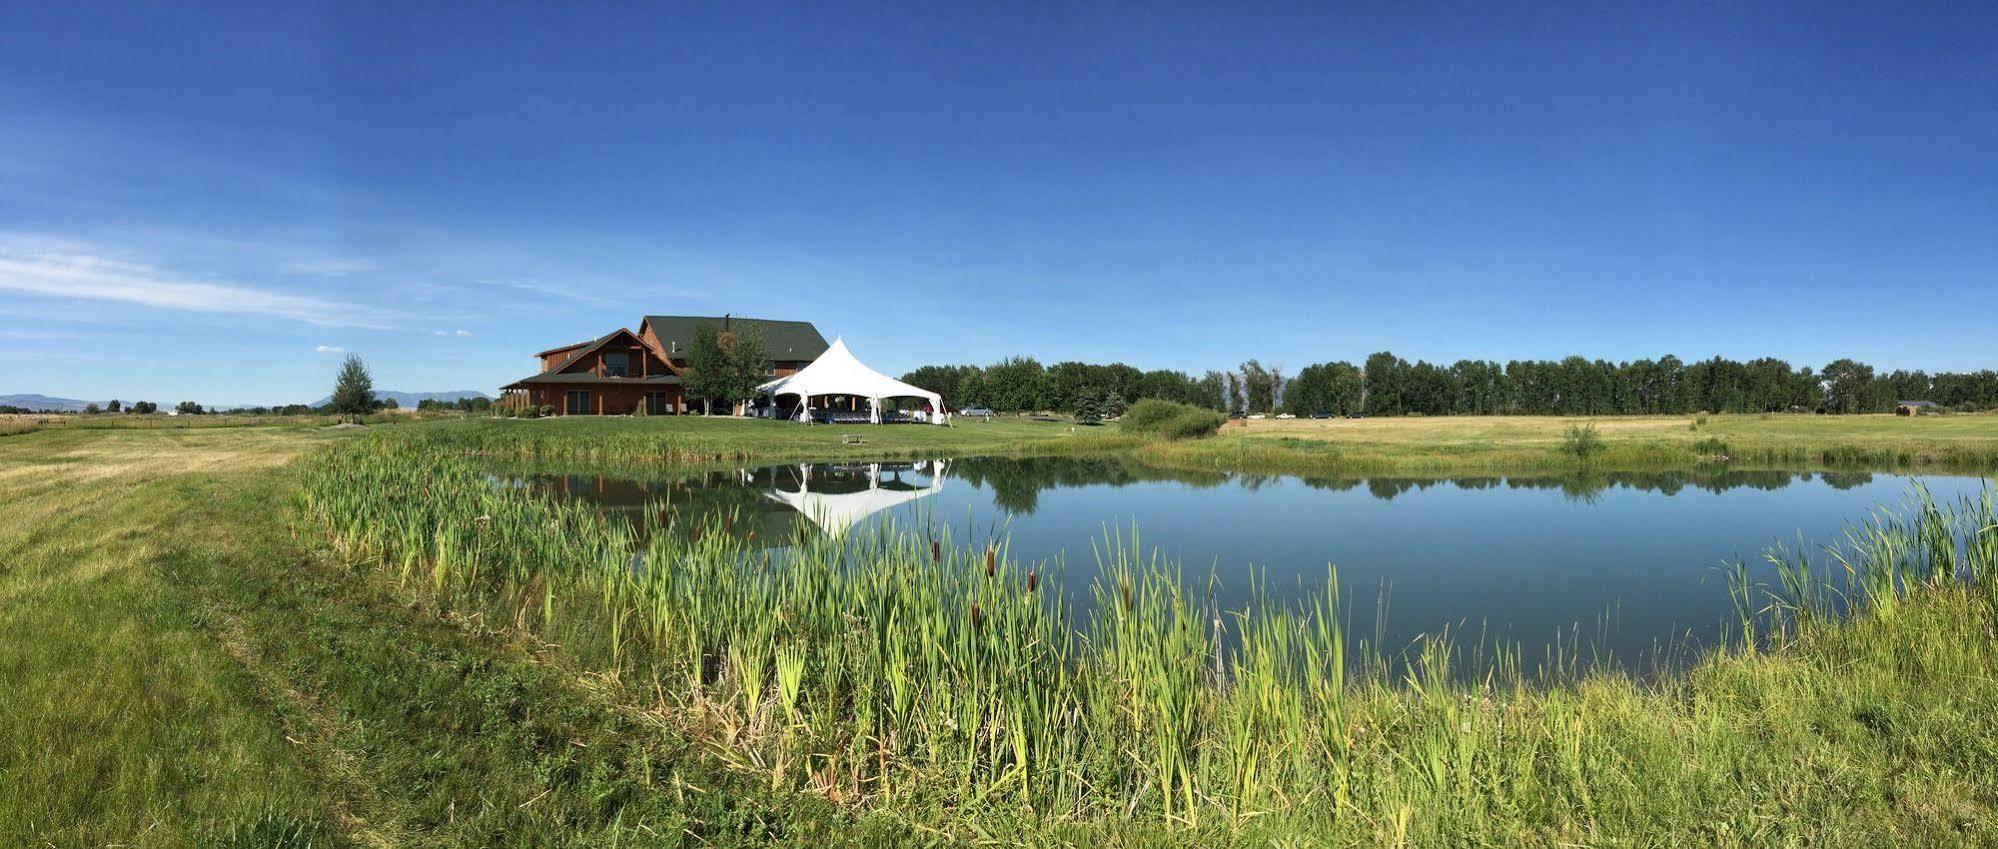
[488,279,614,307]
[315,344,345,353]
[430,328,473,337]
[0,251,400,329]
[281,258,380,277]
[0,328,83,340]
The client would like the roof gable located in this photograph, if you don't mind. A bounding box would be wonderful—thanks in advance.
[548,328,645,375]
[534,339,595,358]
[641,315,830,361]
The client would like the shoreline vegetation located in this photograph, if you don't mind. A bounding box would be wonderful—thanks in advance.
[1141,413,1998,478]
[394,410,1998,479]
[5,415,1998,845]
[11,409,1998,476]
[303,427,1998,844]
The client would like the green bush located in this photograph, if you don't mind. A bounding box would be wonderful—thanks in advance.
[1120,399,1225,440]
[1120,399,1189,431]
[1158,409,1227,439]
[1562,422,1605,461]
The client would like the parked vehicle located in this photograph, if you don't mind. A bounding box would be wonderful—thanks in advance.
[959,406,996,418]
[1347,412,1366,419]
[1310,410,1332,419]
[1274,413,1296,420]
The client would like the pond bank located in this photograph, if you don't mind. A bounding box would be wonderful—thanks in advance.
[15,421,1996,845]
[399,412,1998,480]
[301,428,1998,844]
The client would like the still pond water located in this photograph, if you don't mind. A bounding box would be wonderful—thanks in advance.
[524,456,1990,669]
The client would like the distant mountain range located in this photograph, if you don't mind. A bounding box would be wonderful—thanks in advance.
[0,393,95,412]
[307,390,495,409]
[2,390,494,412]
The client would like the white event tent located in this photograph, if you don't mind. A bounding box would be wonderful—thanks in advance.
[756,337,945,424]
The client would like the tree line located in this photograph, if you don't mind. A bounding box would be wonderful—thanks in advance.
[901,359,1221,416]
[900,353,1998,417]
[9,400,176,415]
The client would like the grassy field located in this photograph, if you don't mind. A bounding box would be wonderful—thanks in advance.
[301,425,1998,845]
[0,426,910,847]
[261,410,1998,477]
[1144,412,1998,476]
[5,416,1998,846]
[401,413,1139,465]
[0,412,385,439]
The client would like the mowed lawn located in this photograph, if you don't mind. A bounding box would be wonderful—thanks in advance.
[0,425,894,847]
[408,412,1138,462]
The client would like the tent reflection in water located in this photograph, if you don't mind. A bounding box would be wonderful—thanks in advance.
[766,460,950,535]
[756,337,946,424]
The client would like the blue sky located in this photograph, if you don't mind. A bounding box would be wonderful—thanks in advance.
[2,2,1994,405]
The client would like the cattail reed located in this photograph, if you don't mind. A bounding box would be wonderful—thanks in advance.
[301,427,1998,835]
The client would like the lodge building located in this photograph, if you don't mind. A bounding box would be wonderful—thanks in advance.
[501,315,829,416]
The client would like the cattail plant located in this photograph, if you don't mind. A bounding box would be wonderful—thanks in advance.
[299,428,1998,833]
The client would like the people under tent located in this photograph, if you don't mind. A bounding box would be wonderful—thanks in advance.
[756,338,947,425]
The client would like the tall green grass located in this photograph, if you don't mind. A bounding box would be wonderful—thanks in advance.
[1119,399,1228,440]
[1731,483,1998,643]
[301,431,1998,841]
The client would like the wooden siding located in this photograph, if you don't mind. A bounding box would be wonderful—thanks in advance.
[513,384,685,416]
[539,345,588,372]
[550,333,675,379]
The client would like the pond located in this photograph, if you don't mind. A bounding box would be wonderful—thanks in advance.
[516,456,1991,671]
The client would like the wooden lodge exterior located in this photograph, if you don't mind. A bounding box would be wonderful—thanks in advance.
[501,315,830,415]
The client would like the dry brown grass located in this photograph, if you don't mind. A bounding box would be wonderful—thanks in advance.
[1238,414,1693,445]
[0,426,334,489]
[1234,412,1998,450]
[0,414,57,437]
[1140,412,1998,477]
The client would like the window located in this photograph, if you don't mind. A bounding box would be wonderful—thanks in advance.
[603,352,630,377]
[566,390,591,415]
[646,392,672,415]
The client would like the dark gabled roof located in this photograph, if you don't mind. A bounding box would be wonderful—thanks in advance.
[641,315,829,361]
[542,329,640,375]
[503,373,683,388]
[534,338,596,358]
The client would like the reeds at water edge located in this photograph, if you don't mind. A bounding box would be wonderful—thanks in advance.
[300,432,1998,832]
